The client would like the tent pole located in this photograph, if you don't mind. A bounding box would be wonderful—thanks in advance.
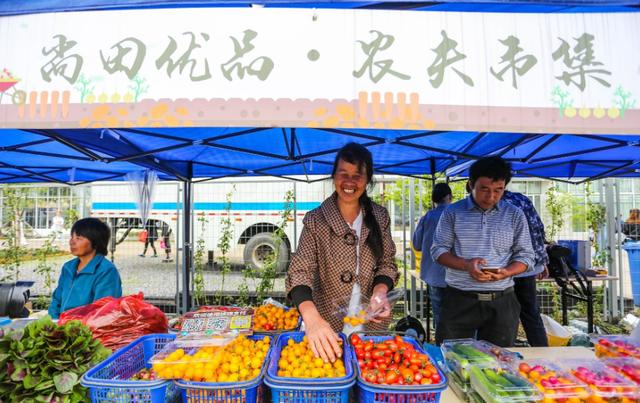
[182,179,193,314]
[599,181,609,321]
[402,180,408,316]
[409,178,416,319]
[615,179,624,316]
[175,182,181,313]
[605,178,619,319]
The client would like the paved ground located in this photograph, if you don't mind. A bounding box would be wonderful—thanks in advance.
[14,240,285,299]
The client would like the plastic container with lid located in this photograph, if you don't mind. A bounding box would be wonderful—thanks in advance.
[602,357,640,385]
[561,358,640,401]
[447,368,470,397]
[513,359,591,401]
[441,338,518,383]
[467,390,485,403]
[592,335,640,359]
[469,362,543,403]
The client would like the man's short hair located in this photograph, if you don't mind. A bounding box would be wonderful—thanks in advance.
[469,156,512,186]
[432,183,452,204]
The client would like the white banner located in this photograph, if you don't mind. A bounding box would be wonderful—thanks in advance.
[0,7,638,133]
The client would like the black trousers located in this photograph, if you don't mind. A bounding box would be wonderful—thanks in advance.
[514,275,549,347]
[435,286,521,347]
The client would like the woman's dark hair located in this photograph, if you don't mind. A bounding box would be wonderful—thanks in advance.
[331,142,383,261]
[432,183,452,204]
[71,218,111,256]
[469,156,512,187]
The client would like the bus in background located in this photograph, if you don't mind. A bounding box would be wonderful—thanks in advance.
[90,178,334,274]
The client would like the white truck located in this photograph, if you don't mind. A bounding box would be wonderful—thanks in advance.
[89,178,335,273]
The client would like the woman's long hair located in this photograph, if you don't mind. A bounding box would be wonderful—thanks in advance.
[331,142,383,261]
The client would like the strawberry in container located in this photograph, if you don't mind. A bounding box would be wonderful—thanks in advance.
[561,359,639,403]
[593,336,640,360]
[603,358,640,385]
[515,359,591,402]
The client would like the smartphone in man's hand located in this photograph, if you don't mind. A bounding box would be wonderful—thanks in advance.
[481,266,501,273]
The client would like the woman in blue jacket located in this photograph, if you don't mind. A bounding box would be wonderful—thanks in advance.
[48,218,122,319]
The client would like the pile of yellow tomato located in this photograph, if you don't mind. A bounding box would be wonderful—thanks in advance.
[343,310,368,327]
[276,336,347,379]
[253,304,300,331]
[152,334,271,383]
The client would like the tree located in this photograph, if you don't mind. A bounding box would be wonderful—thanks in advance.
[0,186,29,281]
[545,185,572,240]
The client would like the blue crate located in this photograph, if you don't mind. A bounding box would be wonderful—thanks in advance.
[81,333,179,403]
[177,379,265,403]
[351,335,448,403]
[264,331,355,403]
[174,333,273,403]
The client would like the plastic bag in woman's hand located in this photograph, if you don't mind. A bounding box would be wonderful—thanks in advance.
[333,288,405,327]
[58,292,168,350]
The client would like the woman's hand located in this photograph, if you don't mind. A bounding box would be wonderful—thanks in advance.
[298,301,342,363]
[369,284,391,323]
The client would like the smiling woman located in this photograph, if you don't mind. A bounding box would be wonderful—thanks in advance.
[286,142,399,364]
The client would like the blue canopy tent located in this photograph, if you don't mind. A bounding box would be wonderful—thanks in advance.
[447,133,640,182]
[0,128,637,184]
[1,0,639,312]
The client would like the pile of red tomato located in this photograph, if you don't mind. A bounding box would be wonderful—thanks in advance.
[350,334,442,386]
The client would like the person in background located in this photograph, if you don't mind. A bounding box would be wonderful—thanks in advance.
[502,190,550,347]
[50,209,65,243]
[431,156,534,347]
[161,221,173,263]
[139,219,158,257]
[286,142,398,363]
[412,183,453,328]
[48,218,122,319]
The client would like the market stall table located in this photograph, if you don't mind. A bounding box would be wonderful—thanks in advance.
[440,346,595,402]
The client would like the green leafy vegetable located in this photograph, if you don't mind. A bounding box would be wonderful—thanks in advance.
[0,317,110,402]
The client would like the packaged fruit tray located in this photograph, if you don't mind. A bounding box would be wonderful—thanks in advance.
[593,335,640,360]
[447,369,470,401]
[252,303,301,333]
[514,359,591,401]
[469,363,542,403]
[264,331,355,403]
[350,334,447,403]
[81,334,180,403]
[441,338,519,384]
[467,390,484,403]
[172,334,273,403]
[560,358,640,402]
[602,357,640,385]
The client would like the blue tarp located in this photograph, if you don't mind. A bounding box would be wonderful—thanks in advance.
[1,1,639,183]
[0,127,638,183]
[1,0,639,16]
